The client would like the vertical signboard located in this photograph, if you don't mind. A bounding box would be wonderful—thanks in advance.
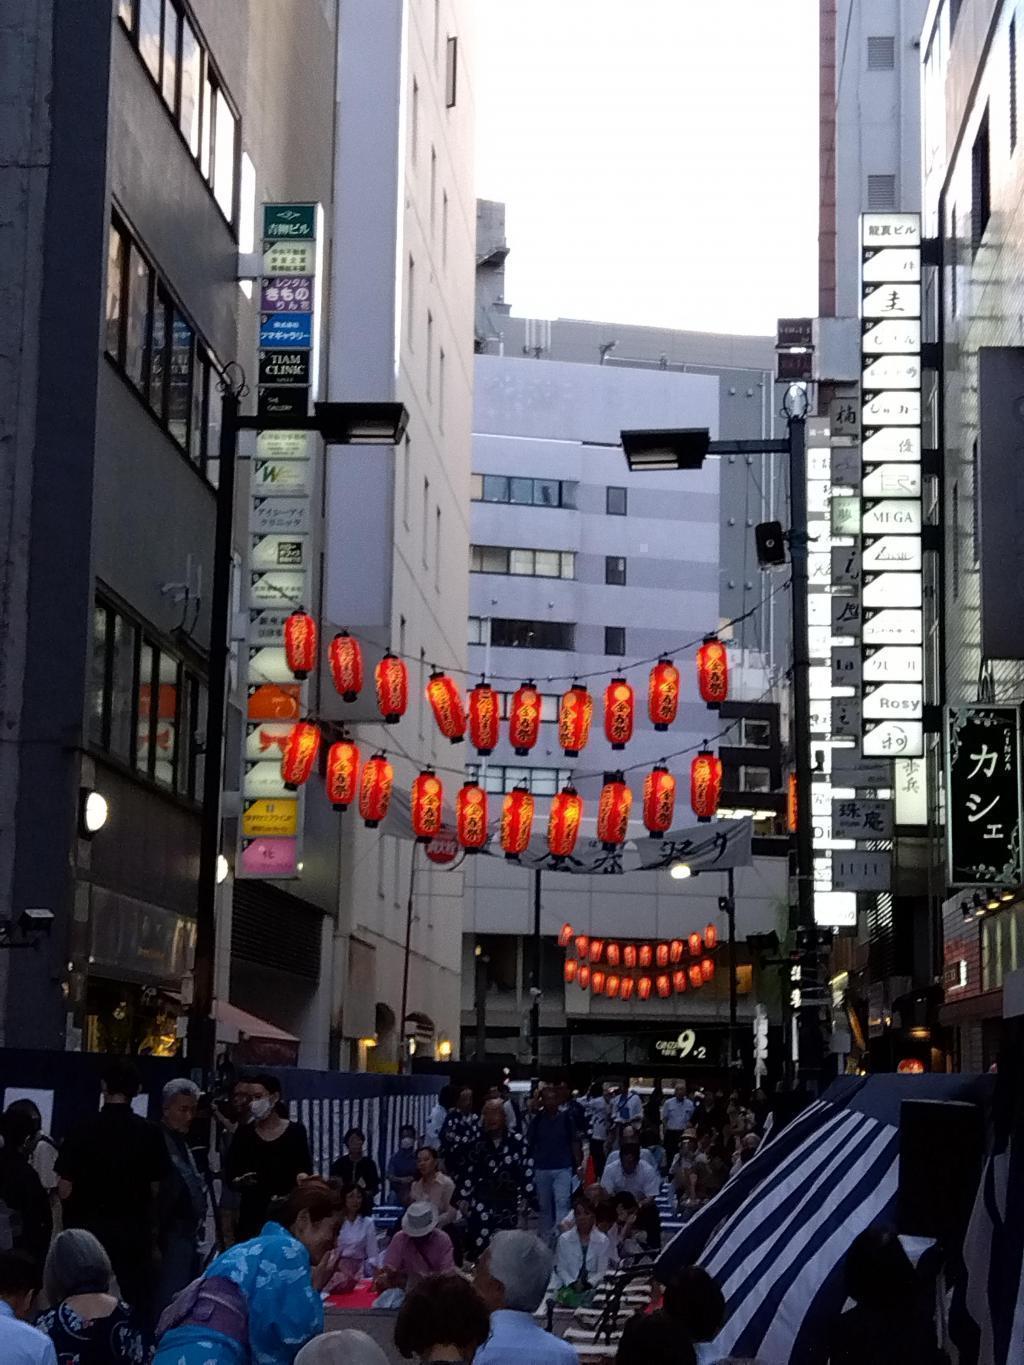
[947,705,1023,886]
[237,203,321,880]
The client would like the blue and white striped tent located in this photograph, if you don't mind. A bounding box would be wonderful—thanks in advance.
[656,1073,992,1365]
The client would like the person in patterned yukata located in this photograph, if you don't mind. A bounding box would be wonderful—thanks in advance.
[458,1098,535,1262]
[439,1087,480,1190]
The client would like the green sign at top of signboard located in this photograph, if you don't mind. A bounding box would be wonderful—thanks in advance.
[263,204,316,240]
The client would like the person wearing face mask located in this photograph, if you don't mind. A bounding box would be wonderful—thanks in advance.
[386,1126,420,1207]
[224,1074,312,1242]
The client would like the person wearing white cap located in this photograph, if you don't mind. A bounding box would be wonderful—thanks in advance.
[374,1202,454,1296]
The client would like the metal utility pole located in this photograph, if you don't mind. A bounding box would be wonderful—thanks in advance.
[724,867,738,1069]
[399,846,417,1072]
[474,944,489,1061]
[529,868,542,1072]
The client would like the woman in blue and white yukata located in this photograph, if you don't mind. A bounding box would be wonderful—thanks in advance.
[153,1177,342,1365]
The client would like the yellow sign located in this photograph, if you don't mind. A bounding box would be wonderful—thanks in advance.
[242,798,298,837]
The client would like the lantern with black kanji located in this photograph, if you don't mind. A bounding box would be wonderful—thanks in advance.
[283,609,317,680]
[620,977,635,1001]
[596,773,632,850]
[638,976,652,1001]
[325,739,360,811]
[359,752,393,827]
[588,939,605,964]
[575,934,589,959]
[411,769,443,844]
[606,942,621,968]
[329,632,363,701]
[701,957,715,982]
[508,682,542,756]
[648,658,680,732]
[688,963,702,989]
[559,922,574,947]
[690,750,723,822]
[468,682,500,756]
[281,722,320,790]
[548,784,583,859]
[591,970,606,995]
[656,974,671,999]
[689,932,702,956]
[623,944,638,970]
[501,787,534,860]
[558,684,593,758]
[642,765,676,834]
[696,636,729,707]
[638,943,653,969]
[673,969,687,994]
[375,652,408,724]
[456,781,488,852]
[656,943,669,968]
[605,973,621,999]
[669,938,684,964]
[603,678,634,751]
[578,964,591,990]
[564,959,577,985]
[705,923,718,950]
[427,670,466,744]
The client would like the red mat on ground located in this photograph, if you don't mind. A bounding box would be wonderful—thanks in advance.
[326,1280,379,1310]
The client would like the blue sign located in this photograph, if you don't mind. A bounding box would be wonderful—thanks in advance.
[260,313,312,349]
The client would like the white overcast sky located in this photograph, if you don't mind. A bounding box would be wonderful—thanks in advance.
[474,0,819,336]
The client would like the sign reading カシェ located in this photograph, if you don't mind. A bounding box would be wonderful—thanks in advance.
[947,705,1023,886]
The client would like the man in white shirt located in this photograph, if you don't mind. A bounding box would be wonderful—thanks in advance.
[610,1081,643,1146]
[661,1082,696,1165]
[0,1252,58,1365]
[474,1231,576,1365]
[600,1140,661,1203]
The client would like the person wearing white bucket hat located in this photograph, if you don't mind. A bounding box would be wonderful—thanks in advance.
[374,1202,454,1297]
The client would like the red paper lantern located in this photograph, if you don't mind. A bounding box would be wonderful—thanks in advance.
[688,963,702,989]
[468,682,500,756]
[642,766,676,834]
[697,636,729,707]
[690,751,723,822]
[411,769,443,843]
[325,740,360,811]
[509,682,542,756]
[638,976,652,1001]
[559,922,574,947]
[456,781,488,852]
[623,944,638,970]
[283,609,317,680]
[605,973,621,999]
[501,787,535,860]
[689,932,702,956]
[578,964,591,990]
[638,943,653,969]
[548,784,583,859]
[648,658,680,732]
[588,939,605,964]
[705,923,718,950]
[620,976,635,1001]
[427,670,466,744]
[596,774,632,849]
[591,969,606,995]
[656,943,670,968]
[329,632,363,701]
[669,938,684,964]
[564,958,577,984]
[359,752,393,827]
[656,974,671,999]
[558,684,593,758]
[603,678,635,751]
[375,652,408,724]
[575,935,590,959]
[673,969,688,994]
[606,942,621,968]
[787,772,799,834]
[701,957,715,982]
[281,722,320,789]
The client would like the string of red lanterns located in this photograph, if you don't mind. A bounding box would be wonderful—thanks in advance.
[558,922,718,966]
[559,918,719,999]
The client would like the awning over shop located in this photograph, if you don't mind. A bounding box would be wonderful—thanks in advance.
[215,999,299,1044]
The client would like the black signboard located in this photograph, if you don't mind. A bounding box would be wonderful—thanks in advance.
[947,705,1023,885]
[776,350,814,382]
[259,349,311,387]
[776,317,814,348]
[257,384,310,418]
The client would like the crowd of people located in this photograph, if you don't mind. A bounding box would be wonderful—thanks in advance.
[0,1062,948,1364]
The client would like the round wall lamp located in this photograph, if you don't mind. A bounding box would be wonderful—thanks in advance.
[78,788,109,838]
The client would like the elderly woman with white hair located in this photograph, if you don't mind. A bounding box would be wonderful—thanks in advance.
[35,1227,146,1362]
[473,1231,576,1365]
[155,1076,207,1317]
[295,1328,391,1365]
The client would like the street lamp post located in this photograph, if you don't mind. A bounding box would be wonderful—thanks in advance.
[186,387,408,1075]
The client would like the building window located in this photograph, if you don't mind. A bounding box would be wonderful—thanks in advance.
[739,718,772,747]
[105,215,220,477]
[411,78,419,162]
[438,348,446,430]
[1012,18,1018,153]
[407,256,416,348]
[118,0,239,227]
[468,764,572,796]
[739,766,772,793]
[489,618,575,650]
[472,474,574,508]
[468,615,488,645]
[866,174,896,210]
[429,147,437,235]
[445,36,458,107]
[422,476,430,566]
[971,440,981,561]
[606,485,627,515]
[950,205,958,316]
[866,36,895,70]
[972,110,991,250]
[434,508,442,591]
[426,311,434,398]
[441,190,449,267]
[495,691,561,722]
[605,555,627,586]
[604,626,626,656]
[470,545,575,579]
[952,481,961,599]
[402,435,412,530]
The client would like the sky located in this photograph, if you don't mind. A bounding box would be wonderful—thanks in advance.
[474,0,819,337]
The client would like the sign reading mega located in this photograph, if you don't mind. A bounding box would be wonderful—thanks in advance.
[947,705,1023,885]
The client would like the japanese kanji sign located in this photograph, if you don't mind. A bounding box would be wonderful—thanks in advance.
[947,705,1023,885]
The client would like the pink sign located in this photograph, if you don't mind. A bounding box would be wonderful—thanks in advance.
[260,276,314,313]
[240,836,299,878]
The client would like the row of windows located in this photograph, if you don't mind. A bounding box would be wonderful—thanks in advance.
[469,475,628,517]
[105,216,222,481]
[468,618,628,657]
[470,545,576,579]
[466,765,572,796]
[89,597,208,801]
[118,0,239,225]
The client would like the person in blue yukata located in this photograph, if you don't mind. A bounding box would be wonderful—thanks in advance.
[152,1178,342,1365]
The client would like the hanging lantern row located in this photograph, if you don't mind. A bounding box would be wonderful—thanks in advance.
[563,955,716,997]
[285,615,728,750]
[558,922,718,965]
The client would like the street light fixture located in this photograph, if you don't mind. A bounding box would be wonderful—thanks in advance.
[78,788,109,839]
[669,861,693,880]
[313,401,409,445]
[621,427,710,471]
